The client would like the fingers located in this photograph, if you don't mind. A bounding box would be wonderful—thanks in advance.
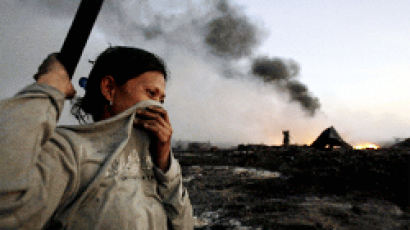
[134,106,172,143]
[145,106,170,122]
[135,119,172,143]
[34,54,54,81]
[135,106,172,171]
[35,53,74,99]
[135,107,168,127]
[34,53,68,80]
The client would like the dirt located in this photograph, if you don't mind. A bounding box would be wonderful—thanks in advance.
[175,146,410,229]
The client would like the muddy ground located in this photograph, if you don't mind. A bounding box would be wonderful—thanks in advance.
[175,147,410,230]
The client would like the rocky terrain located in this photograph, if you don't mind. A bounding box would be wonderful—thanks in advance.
[175,146,410,229]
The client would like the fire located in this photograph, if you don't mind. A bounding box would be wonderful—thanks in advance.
[353,143,380,150]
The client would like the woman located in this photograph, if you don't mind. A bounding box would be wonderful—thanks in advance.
[0,47,193,229]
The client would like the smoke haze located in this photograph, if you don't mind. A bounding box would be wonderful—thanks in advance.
[1,0,329,145]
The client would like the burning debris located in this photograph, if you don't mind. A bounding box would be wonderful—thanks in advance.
[354,143,380,150]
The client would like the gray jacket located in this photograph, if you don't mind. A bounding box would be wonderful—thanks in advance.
[0,83,193,230]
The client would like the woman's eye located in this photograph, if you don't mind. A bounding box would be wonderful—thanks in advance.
[146,89,155,96]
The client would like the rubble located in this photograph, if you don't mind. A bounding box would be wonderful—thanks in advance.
[176,146,410,229]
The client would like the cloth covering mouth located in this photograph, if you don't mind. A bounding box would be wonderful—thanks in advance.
[60,99,164,131]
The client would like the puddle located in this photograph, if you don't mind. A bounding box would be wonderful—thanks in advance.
[194,209,261,230]
[194,209,222,227]
[232,166,282,179]
[183,175,196,183]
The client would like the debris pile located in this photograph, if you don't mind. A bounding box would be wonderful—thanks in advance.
[176,147,410,229]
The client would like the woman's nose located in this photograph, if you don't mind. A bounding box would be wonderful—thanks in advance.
[151,95,162,103]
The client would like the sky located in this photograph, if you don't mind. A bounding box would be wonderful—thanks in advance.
[0,0,409,146]
[236,0,410,144]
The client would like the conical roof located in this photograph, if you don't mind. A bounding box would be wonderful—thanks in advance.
[311,126,352,149]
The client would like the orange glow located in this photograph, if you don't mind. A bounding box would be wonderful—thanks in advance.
[354,143,380,150]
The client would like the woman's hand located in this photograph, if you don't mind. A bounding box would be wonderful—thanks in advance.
[34,53,76,99]
[134,106,172,172]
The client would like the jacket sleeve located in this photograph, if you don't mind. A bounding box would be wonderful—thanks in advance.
[153,153,194,230]
[0,83,79,229]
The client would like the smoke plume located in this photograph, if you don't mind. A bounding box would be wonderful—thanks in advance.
[205,0,258,58]
[252,57,299,81]
[252,56,320,115]
[285,80,320,115]
[0,0,325,145]
[203,2,321,115]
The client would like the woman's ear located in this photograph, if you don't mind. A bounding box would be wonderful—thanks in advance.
[100,75,116,103]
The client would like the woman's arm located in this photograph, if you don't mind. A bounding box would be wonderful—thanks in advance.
[135,105,194,229]
[154,155,194,230]
[0,55,79,229]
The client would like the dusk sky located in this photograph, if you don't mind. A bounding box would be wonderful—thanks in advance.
[1,0,409,146]
[237,0,410,143]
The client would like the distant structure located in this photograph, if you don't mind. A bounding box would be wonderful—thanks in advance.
[392,138,410,149]
[311,126,352,150]
[237,144,271,152]
[172,140,218,152]
[187,141,213,151]
[282,130,290,147]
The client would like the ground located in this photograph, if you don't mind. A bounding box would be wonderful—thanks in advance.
[175,147,410,230]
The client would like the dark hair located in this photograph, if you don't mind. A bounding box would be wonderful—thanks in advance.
[71,46,168,123]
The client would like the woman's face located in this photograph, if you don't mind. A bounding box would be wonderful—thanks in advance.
[109,71,166,115]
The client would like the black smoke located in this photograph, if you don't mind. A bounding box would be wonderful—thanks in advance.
[286,80,320,116]
[19,0,321,115]
[204,0,258,59]
[202,1,320,115]
[252,57,320,115]
[252,57,299,81]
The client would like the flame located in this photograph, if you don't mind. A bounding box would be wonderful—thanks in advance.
[353,143,380,150]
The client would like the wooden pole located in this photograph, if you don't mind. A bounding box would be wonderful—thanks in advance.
[58,0,105,78]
